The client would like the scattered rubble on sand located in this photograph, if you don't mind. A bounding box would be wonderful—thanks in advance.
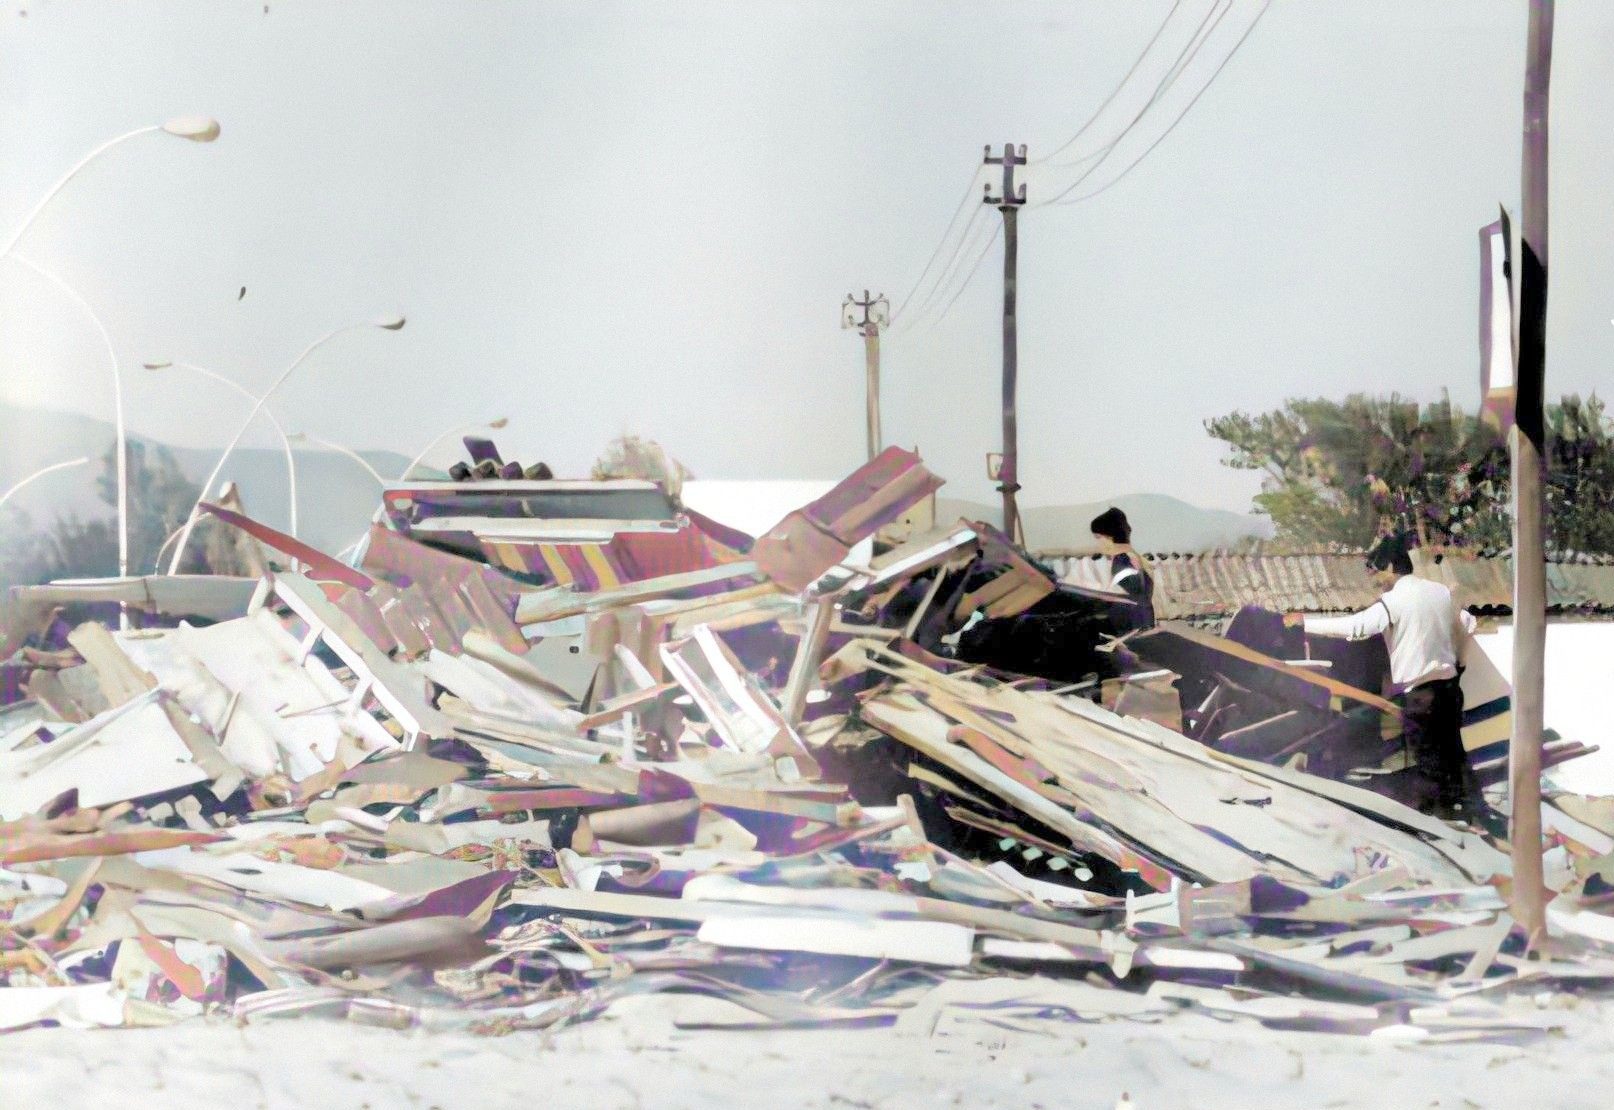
[5,445,1614,1044]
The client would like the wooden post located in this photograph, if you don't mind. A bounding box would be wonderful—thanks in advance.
[984,143,1027,544]
[1001,202,1021,545]
[782,594,836,725]
[1509,0,1552,946]
[843,291,889,462]
[864,322,882,460]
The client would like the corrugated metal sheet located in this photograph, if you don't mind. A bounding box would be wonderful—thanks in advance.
[1036,550,1614,619]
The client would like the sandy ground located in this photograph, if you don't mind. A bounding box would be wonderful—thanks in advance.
[5,992,1614,1110]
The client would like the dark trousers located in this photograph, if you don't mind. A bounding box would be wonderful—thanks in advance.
[1398,676,1478,816]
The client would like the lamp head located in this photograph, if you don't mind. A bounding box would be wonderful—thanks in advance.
[162,116,221,143]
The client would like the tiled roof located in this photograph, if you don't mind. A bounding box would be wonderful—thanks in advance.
[1037,550,1614,619]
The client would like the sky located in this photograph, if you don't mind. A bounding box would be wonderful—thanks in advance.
[0,0,1610,515]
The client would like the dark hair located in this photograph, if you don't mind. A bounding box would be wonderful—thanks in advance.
[1090,507,1131,544]
[1366,532,1415,576]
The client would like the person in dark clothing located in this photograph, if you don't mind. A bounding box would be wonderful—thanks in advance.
[1090,506,1156,632]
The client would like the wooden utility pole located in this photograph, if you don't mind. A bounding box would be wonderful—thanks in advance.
[842,290,889,461]
[984,142,1027,544]
[1509,0,1552,945]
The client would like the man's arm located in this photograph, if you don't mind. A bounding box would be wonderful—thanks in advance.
[1302,599,1392,640]
[1453,606,1477,652]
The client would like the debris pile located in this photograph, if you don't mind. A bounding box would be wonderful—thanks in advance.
[3,447,1613,1042]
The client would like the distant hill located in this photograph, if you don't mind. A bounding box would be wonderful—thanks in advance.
[937,492,1272,553]
[1,402,412,557]
[3,403,1271,560]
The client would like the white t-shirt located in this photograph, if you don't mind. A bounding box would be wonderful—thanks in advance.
[1303,574,1477,691]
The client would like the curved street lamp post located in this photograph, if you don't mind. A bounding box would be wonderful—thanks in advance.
[399,417,509,480]
[145,360,299,540]
[289,431,387,486]
[0,115,219,615]
[164,315,406,575]
[0,456,90,512]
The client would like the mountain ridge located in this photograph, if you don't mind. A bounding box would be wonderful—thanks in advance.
[3,403,1273,558]
[937,492,1272,553]
[1,401,411,555]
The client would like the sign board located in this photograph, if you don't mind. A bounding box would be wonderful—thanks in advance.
[1479,213,1516,433]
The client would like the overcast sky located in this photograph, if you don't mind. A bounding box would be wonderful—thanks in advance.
[0,0,1609,514]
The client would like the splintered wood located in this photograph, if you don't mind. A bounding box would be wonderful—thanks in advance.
[1,451,1609,1042]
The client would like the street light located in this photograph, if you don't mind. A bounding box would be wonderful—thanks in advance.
[0,115,221,257]
[0,114,220,618]
[2,254,129,591]
[288,431,387,486]
[399,417,509,480]
[0,456,90,512]
[144,360,299,540]
[165,315,407,574]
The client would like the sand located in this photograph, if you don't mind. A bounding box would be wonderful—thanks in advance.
[4,990,1612,1110]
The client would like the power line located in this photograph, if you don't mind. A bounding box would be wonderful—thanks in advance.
[1037,0,1231,199]
[1041,0,1269,208]
[898,217,1002,338]
[891,204,992,333]
[892,2,1188,330]
[888,166,987,325]
[892,210,997,335]
[1040,0,1227,173]
[1033,0,1187,166]
[887,0,1267,340]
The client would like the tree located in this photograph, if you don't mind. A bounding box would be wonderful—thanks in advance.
[1544,395,1614,554]
[1,439,255,588]
[1205,393,1613,554]
[591,435,693,500]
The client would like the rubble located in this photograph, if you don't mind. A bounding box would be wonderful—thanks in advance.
[3,445,1614,1043]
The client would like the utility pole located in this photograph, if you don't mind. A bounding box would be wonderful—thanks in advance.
[984,143,1027,544]
[1509,0,1553,947]
[842,290,889,461]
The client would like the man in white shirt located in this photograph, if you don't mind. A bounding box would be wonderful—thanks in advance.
[1287,534,1480,820]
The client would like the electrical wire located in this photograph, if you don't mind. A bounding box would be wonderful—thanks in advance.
[887,0,1267,340]
[924,220,1004,332]
[1033,0,1187,167]
[1036,0,1231,200]
[1042,0,1269,208]
[892,210,999,336]
[892,203,992,333]
[888,165,988,325]
[891,2,1190,334]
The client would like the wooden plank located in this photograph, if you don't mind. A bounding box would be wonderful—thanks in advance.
[697,915,973,967]
[269,573,452,747]
[22,670,94,723]
[576,682,678,730]
[781,596,834,724]
[1049,689,1486,855]
[862,693,1188,885]
[514,562,763,625]
[68,621,153,705]
[200,501,375,589]
[68,623,243,799]
[1138,622,1399,714]
[691,781,859,826]
[855,639,1493,886]
[864,655,1315,882]
[660,625,816,773]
